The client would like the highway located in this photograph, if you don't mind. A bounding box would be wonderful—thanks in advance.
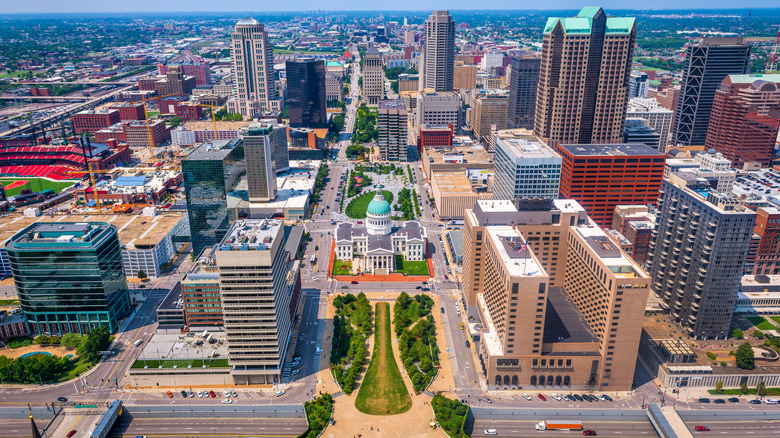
[468,419,658,437]
[108,416,306,438]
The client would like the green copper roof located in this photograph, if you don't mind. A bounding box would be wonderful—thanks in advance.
[326,61,343,67]
[728,73,780,84]
[543,7,635,35]
[366,192,391,216]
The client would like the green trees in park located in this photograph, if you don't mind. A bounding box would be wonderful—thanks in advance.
[735,342,755,370]
[431,394,468,438]
[299,393,334,438]
[330,293,373,394]
[394,292,439,393]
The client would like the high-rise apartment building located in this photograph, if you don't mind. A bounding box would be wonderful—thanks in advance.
[216,219,293,384]
[182,138,245,255]
[535,7,636,145]
[705,74,780,168]
[672,37,750,146]
[404,30,415,45]
[557,143,665,227]
[507,56,540,130]
[647,175,755,339]
[420,10,455,92]
[626,97,673,151]
[228,18,282,117]
[492,136,561,200]
[454,62,477,90]
[754,206,780,276]
[362,46,384,105]
[628,71,649,98]
[286,58,327,128]
[416,90,461,136]
[469,89,509,145]
[462,199,649,391]
[155,66,197,97]
[377,99,409,162]
[244,124,281,202]
[623,118,661,147]
[7,222,131,334]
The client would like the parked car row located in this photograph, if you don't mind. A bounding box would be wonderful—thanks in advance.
[165,389,237,399]
[522,393,613,402]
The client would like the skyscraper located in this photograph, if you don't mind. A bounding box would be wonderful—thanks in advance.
[7,222,131,334]
[647,176,755,340]
[705,74,780,168]
[492,136,561,200]
[377,99,409,162]
[507,56,541,130]
[534,7,636,145]
[420,10,455,92]
[469,89,509,145]
[362,46,383,105]
[244,124,280,202]
[228,18,282,118]
[672,37,750,146]
[286,58,327,128]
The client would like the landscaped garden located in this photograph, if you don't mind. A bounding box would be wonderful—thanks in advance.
[345,190,393,219]
[333,260,352,276]
[298,393,334,438]
[392,188,416,220]
[355,302,412,415]
[394,292,439,393]
[431,394,469,438]
[331,293,372,394]
[130,358,229,369]
[395,256,430,276]
[746,316,777,331]
[347,169,373,197]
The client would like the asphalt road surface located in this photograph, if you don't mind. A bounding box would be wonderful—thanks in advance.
[468,419,659,437]
[108,416,307,438]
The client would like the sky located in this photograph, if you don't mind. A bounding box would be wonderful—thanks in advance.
[1,1,778,14]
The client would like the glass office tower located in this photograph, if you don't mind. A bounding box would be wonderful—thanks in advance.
[6,222,131,334]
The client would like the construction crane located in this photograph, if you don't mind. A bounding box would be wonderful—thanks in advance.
[128,93,182,162]
[767,30,780,73]
[65,165,117,209]
[192,103,225,138]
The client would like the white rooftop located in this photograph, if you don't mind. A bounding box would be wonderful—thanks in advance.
[487,226,545,277]
[497,137,560,160]
[553,199,586,214]
[475,199,517,213]
[218,219,283,251]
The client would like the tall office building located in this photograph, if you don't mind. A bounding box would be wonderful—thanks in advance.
[647,175,755,340]
[216,219,293,384]
[507,56,541,130]
[7,222,131,334]
[705,73,780,168]
[182,138,246,255]
[453,62,477,90]
[623,118,661,147]
[244,124,280,202]
[228,18,282,117]
[286,58,327,128]
[362,46,384,105]
[420,10,455,92]
[469,89,509,145]
[535,7,636,145]
[462,199,649,391]
[672,37,750,146]
[416,90,461,136]
[628,71,649,98]
[557,143,665,227]
[492,136,561,200]
[626,97,673,151]
[325,62,345,102]
[377,99,409,162]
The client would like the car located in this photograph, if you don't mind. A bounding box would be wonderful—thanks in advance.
[188,390,195,398]
[223,390,231,397]
[538,394,546,401]
[351,280,359,284]
[695,426,710,431]
[698,397,710,403]
[465,340,470,348]
[166,391,173,398]
[481,396,492,404]
[422,287,430,291]
[231,390,238,397]
[583,431,598,436]
[441,307,445,313]
[750,399,762,404]
[221,398,233,404]
[181,390,188,398]
[312,277,317,281]
[714,399,726,404]
[594,394,604,401]
[57,397,68,402]
[573,394,583,402]
[209,391,216,398]
[357,221,363,224]
[67,431,77,438]
[293,356,301,362]
[551,393,562,401]
[416,286,422,289]
[728,397,739,403]
[275,390,286,397]
[602,395,612,402]
[197,391,203,398]
[562,395,571,402]
[315,246,319,250]
[460,323,464,330]
[342,285,349,289]
[484,430,498,436]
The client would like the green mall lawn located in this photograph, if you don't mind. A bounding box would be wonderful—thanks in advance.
[345,190,393,219]
[395,255,429,276]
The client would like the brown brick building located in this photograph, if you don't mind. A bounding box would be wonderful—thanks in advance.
[71,109,121,134]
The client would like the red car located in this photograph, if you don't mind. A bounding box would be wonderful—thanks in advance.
[351,280,359,284]
[538,394,546,401]
[67,430,77,438]
[695,426,710,431]
[209,390,216,398]
[583,431,597,436]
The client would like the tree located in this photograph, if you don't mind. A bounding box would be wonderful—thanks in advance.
[137,270,147,280]
[755,330,765,339]
[731,328,744,339]
[61,333,82,349]
[735,342,755,370]
[740,382,749,394]
[77,326,111,363]
[715,381,723,392]
[757,381,767,397]
[169,116,184,128]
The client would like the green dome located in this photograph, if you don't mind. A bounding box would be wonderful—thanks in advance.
[366,191,391,216]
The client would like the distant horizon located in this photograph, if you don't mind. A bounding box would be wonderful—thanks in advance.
[1,4,779,15]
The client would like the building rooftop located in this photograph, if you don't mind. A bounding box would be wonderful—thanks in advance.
[544,7,635,35]
[184,138,242,161]
[182,120,252,131]
[431,171,490,196]
[424,145,493,165]
[217,219,283,252]
[378,99,406,110]
[574,225,640,278]
[559,143,664,157]
[727,73,780,85]
[496,137,560,160]
[487,227,544,277]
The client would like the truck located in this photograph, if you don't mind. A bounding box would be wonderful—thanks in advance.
[535,420,582,431]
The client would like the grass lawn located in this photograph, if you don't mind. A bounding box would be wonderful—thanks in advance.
[771,317,780,327]
[333,260,352,275]
[0,70,30,79]
[709,388,780,396]
[130,358,229,369]
[345,190,393,219]
[0,299,20,306]
[146,111,159,118]
[0,178,76,197]
[395,255,429,276]
[746,316,777,331]
[355,302,412,415]
[57,356,93,382]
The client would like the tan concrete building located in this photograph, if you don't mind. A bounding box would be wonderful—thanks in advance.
[463,198,649,391]
[430,171,492,219]
[228,18,282,117]
[398,74,420,93]
[454,63,477,90]
[421,144,494,179]
[362,46,384,105]
[468,89,508,145]
[534,7,636,145]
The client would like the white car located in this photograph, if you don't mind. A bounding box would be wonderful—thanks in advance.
[223,390,231,397]
[291,369,300,375]
[275,390,285,397]
[221,398,233,404]
[594,393,605,401]
[522,393,532,400]
[196,391,203,398]
[551,393,562,401]
[231,390,238,397]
